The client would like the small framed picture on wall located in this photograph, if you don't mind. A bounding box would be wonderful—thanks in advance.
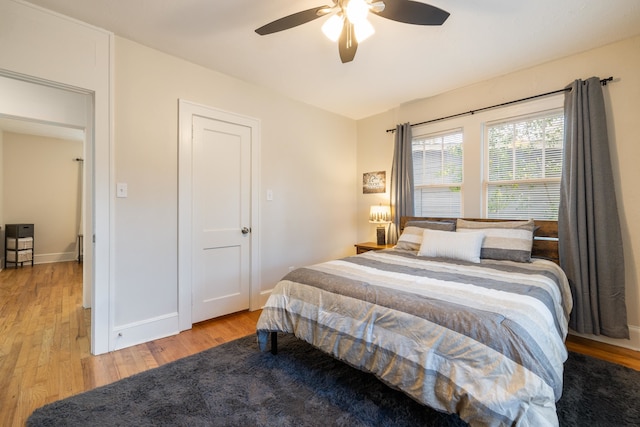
[363,171,386,194]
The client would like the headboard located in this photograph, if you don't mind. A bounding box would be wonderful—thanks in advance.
[400,217,559,264]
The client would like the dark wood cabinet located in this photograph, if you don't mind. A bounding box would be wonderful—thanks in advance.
[5,223,34,268]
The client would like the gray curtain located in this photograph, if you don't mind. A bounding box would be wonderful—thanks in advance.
[559,77,629,339]
[389,123,414,243]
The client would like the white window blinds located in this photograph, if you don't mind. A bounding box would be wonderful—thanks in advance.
[412,130,463,217]
[485,110,564,220]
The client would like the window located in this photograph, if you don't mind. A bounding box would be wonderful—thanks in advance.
[412,129,463,217]
[408,95,563,219]
[485,110,564,220]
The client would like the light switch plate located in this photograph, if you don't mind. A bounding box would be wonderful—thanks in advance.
[116,182,128,198]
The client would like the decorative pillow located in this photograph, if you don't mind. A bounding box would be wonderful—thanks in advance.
[395,221,456,251]
[394,226,427,251]
[417,229,485,263]
[456,219,536,262]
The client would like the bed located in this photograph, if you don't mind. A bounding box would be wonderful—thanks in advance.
[256,217,572,426]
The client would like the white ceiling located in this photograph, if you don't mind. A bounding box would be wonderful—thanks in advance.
[0,116,84,142]
[21,0,640,119]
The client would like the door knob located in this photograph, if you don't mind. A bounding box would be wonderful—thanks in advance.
[241,227,251,234]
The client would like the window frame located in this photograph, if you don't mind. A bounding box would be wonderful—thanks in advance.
[408,94,564,219]
[411,127,464,218]
[482,107,564,220]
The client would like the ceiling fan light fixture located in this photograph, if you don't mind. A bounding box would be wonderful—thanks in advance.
[321,14,344,42]
[255,0,449,63]
[354,18,375,43]
[369,1,385,14]
[346,0,370,24]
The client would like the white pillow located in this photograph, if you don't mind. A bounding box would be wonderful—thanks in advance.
[395,222,456,251]
[417,229,485,263]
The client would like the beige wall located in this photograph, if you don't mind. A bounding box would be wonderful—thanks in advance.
[2,131,82,262]
[113,37,357,328]
[356,110,396,242]
[356,35,640,350]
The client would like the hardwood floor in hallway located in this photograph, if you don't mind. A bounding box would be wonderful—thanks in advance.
[0,262,260,427]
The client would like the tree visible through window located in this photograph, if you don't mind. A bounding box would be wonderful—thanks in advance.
[486,110,564,220]
[412,130,463,217]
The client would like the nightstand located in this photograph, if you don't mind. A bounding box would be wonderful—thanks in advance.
[354,242,395,254]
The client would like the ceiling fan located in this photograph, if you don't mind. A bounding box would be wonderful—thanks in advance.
[255,0,450,63]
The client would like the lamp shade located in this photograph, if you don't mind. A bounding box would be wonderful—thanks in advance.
[346,0,370,23]
[369,205,391,223]
[321,14,344,42]
[354,18,375,43]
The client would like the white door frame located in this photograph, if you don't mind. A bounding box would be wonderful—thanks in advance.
[0,69,111,355]
[0,1,112,355]
[178,99,261,330]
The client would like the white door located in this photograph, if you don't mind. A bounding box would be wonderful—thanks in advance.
[191,115,251,323]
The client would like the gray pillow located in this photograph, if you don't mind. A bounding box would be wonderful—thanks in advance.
[405,220,456,231]
[456,219,535,262]
[395,220,456,251]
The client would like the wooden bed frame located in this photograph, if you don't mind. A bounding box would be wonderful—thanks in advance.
[400,216,560,264]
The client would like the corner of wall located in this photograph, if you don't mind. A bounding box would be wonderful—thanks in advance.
[356,110,396,243]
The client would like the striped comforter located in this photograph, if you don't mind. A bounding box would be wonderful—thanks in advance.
[256,249,572,426]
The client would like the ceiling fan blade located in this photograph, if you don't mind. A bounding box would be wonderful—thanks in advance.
[338,20,358,63]
[255,6,331,35]
[374,0,449,25]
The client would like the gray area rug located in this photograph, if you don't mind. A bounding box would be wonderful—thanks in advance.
[28,334,640,426]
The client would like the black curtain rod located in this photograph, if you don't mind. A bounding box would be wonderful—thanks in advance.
[386,76,614,133]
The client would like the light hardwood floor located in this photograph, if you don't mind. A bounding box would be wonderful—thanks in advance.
[1,262,638,427]
[0,262,261,427]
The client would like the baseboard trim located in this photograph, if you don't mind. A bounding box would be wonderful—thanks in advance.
[569,324,640,352]
[112,312,180,351]
[34,252,77,264]
[1,252,77,268]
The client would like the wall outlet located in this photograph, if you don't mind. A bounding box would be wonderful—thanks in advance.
[288,266,295,272]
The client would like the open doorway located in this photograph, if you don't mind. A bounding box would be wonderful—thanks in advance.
[0,72,95,348]
[1,119,85,266]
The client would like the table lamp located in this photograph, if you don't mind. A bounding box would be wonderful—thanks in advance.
[369,204,391,245]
